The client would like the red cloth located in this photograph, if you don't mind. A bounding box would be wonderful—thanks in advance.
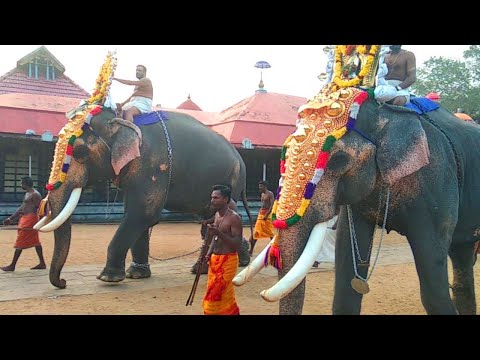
[203,253,240,315]
[14,213,41,249]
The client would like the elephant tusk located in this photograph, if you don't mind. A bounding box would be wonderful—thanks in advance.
[33,212,51,230]
[39,188,82,232]
[233,238,275,286]
[260,221,328,302]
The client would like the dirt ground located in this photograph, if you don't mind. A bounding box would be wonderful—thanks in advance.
[0,222,479,315]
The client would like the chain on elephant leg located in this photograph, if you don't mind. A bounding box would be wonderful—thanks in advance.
[126,262,152,279]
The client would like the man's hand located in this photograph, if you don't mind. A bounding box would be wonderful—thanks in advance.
[3,218,12,226]
[206,224,221,236]
[116,103,123,113]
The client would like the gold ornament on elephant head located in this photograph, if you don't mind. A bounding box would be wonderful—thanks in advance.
[46,52,117,191]
[275,87,361,221]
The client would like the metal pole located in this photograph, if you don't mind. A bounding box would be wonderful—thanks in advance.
[29,155,32,177]
[263,162,266,181]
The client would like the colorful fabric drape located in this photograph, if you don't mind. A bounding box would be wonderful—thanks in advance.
[254,208,274,240]
[203,253,240,315]
[14,214,41,249]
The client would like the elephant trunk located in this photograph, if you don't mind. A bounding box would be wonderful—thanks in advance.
[50,218,72,289]
[44,187,79,288]
[265,216,320,315]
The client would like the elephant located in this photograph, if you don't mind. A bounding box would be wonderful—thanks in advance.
[235,91,480,315]
[35,106,252,289]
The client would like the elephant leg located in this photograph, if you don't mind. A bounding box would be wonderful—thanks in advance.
[97,220,150,282]
[449,241,476,315]
[98,185,167,283]
[408,231,457,315]
[333,209,374,315]
[126,228,152,279]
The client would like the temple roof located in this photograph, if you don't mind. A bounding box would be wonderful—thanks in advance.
[176,94,203,111]
[0,46,89,99]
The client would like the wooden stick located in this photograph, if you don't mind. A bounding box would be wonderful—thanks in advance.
[186,229,213,306]
[0,226,36,231]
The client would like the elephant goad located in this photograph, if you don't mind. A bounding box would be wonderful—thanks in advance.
[235,88,480,315]
[36,106,252,289]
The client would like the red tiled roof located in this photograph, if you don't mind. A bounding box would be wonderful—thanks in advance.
[0,70,89,99]
[0,93,80,135]
[176,97,203,111]
[217,91,306,125]
[211,91,307,147]
[156,91,307,148]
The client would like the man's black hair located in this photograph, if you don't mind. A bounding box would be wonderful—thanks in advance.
[21,176,33,187]
[212,185,231,203]
[258,180,269,188]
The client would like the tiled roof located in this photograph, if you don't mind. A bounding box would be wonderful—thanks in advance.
[176,96,203,111]
[0,69,89,99]
[210,91,307,147]
[216,91,306,125]
[0,93,80,135]
[157,91,306,148]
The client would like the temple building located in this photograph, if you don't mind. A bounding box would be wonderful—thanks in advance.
[0,46,306,221]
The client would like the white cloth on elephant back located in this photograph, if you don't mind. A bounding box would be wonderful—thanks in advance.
[123,96,153,114]
[374,79,411,104]
[315,215,337,263]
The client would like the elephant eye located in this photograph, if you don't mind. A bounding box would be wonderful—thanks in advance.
[73,144,90,161]
[327,150,350,172]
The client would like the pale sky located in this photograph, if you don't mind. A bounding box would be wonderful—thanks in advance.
[0,45,470,113]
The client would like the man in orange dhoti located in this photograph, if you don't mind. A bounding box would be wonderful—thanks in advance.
[1,176,46,272]
[249,181,274,256]
[203,185,242,315]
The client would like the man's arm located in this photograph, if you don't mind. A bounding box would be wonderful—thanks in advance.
[263,191,275,219]
[32,192,42,208]
[113,78,141,86]
[399,52,417,89]
[3,204,23,225]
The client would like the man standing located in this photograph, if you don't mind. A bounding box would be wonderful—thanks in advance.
[249,180,274,256]
[203,186,243,315]
[384,45,417,105]
[191,185,250,274]
[113,64,153,122]
[1,176,46,272]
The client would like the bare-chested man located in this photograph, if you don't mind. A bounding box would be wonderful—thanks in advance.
[1,176,46,272]
[249,180,274,256]
[384,45,417,106]
[202,185,242,315]
[113,64,153,122]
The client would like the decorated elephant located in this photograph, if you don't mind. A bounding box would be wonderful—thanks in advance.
[35,105,252,289]
[234,86,480,315]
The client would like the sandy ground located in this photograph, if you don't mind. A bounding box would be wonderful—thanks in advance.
[0,222,479,315]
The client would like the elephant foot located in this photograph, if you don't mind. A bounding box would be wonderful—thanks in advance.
[126,262,151,279]
[96,267,126,283]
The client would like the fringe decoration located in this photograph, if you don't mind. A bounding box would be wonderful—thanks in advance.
[264,233,282,270]
[37,195,49,218]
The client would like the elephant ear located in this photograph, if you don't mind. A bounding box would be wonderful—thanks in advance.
[109,118,143,176]
[376,107,430,185]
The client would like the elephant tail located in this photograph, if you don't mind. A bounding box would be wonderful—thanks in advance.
[240,189,254,239]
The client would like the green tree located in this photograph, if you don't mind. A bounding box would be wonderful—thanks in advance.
[412,46,480,118]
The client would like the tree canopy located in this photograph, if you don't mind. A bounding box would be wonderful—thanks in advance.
[411,45,480,119]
